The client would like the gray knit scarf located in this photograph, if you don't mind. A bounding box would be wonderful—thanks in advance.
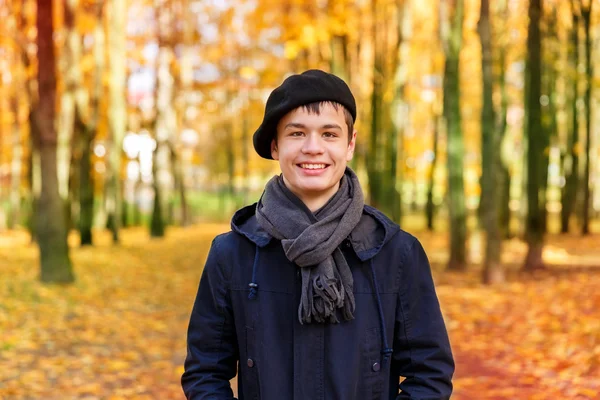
[256,167,364,324]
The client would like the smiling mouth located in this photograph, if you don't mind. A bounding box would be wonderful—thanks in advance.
[298,163,329,170]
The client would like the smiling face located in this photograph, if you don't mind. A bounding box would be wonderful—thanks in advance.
[271,102,356,211]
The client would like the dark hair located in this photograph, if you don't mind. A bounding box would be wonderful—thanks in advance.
[274,101,354,144]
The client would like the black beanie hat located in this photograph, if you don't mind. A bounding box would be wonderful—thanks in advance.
[252,69,357,160]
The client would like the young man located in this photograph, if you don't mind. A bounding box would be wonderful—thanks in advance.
[182,70,454,399]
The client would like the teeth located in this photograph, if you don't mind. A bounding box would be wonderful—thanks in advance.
[300,164,326,169]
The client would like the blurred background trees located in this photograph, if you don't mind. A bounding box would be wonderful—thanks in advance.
[0,0,598,283]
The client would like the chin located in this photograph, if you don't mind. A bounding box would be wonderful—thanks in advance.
[300,184,331,193]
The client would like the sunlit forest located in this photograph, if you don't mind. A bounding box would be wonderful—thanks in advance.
[0,0,599,398]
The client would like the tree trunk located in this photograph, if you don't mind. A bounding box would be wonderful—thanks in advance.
[78,109,94,246]
[34,0,74,283]
[79,148,94,245]
[539,8,559,234]
[150,17,173,236]
[150,143,165,237]
[442,0,467,271]
[57,0,81,204]
[330,35,349,82]
[388,0,408,223]
[368,42,384,210]
[426,114,440,231]
[8,99,23,229]
[241,110,250,207]
[169,142,190,226]
[0,119,6,231]
[478,0,504,284]
[106,0,127,243]
[177,0,193,225]
[27,114,39,243]
[68,118,81,231]
[496,38,511,239]
[523,0,545,271]
[80,3,104,244]
[226,121,235,205]
[367,0,384,210]
[499,164,511,237]
[581,3,593,235]
[561,9,580,234]
[366,0,403,220]
[177,159,189,226]
[134,154,144,226]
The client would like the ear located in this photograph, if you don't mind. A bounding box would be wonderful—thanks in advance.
[271,138,279,160]
[346,130,357,161]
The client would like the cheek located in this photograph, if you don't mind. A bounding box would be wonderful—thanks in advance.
[333,145,350,161]
[278,148,292,161]
[278,150,296,169]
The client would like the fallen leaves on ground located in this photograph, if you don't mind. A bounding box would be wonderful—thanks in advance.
[0,225,599,399]
[426,232,600,400]
[0,225,228,400]
[438,271,600,399]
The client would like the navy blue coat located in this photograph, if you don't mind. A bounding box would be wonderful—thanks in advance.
[182,204,454,399]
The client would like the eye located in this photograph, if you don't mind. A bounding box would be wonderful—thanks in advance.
[323,132,337,138]
[290,131,304,137]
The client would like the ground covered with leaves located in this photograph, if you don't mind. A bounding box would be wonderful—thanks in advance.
[0,225,599,399]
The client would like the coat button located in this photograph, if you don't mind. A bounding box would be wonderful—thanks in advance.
[247,358,254,368]
[372,362,380,372]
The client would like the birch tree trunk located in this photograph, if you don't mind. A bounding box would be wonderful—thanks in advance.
[79,4,104,245]
[478,0,504,283]
[58,0,81,212]
[388,0,408,223]
[149,46,172,237]
[34,0,74,283]
[495,6,512,240]
[539,8,559,234]
[8,97,23,229]
[176,0,193,226]
[61,0,81,235]
[106,0,127,243]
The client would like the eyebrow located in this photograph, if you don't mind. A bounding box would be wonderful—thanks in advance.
[284,123,342,130]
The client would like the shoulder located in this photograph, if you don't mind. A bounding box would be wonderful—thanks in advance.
[391,229,420,249]
[212,230,252,254]
[205,231,254,282]
[361,205,422,257]
[362,204,417,246]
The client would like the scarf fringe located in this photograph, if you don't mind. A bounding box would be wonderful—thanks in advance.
[298,276,355,325]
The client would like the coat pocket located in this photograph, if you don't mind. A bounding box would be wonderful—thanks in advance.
[243,325,261,400]
[363,327,385,400]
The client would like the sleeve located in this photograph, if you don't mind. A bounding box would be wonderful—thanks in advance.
[393,237,454,399]
[181,237,239,400]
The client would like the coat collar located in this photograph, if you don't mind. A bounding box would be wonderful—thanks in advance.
[231,203,400,261]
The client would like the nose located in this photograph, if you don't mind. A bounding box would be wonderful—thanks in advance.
[301,132,324,155]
